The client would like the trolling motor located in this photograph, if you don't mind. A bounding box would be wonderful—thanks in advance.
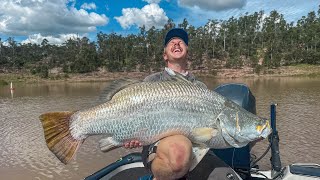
[269,104,282,178]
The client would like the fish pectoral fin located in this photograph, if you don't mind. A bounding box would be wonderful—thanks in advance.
[189,146,210,171]
[99,137,122,152]
[192,128,218,143]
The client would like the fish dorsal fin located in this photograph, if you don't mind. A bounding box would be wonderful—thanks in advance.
[98,78,141,103]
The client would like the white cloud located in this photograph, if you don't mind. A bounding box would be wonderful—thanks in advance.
[178,0,246,11]
[0,0,108,36]
[80,2,96,10]
[115,3,168,30]
[143,0,161,4]
[21,33,82,45]
[2,41,10,47]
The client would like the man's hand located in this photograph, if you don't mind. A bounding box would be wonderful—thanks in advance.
[124,140,143,149]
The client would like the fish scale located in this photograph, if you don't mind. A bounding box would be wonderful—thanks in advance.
[75,81,238,140]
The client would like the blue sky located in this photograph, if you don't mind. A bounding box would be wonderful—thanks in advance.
[0,0,319,45]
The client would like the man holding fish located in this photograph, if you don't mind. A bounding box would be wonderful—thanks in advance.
[39,28,270,180]
[128,28,245,180]
[138,28,208,180]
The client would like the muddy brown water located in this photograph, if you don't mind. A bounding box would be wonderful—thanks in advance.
[0,77,319,179]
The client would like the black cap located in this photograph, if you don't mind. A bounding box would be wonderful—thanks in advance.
[164,28,188,46]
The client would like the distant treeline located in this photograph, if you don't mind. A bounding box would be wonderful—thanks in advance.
[0,7,320,78]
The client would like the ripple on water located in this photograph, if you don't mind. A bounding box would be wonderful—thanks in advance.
[0,97,78,179]
[0,90,126,180]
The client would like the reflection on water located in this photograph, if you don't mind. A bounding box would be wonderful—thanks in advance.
[0,78,319,179]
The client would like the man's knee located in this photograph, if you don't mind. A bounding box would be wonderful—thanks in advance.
[155,135,192,178]
[168,141,191,173]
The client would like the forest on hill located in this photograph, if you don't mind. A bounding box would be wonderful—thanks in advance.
[0,7,320,78]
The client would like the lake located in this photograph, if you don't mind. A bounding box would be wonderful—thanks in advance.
[0,76,319,179]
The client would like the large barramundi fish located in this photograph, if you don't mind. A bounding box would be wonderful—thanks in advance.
[39,77,271,164]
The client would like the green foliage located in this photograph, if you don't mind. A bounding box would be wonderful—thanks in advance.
[39,66,49,78]
[226,57,243,68]
[123,57,136,72]
[31,65,49,78]
[254,65,263,74]
[302,50,320,64]
[0,79,9,86]
[106,60,122,72]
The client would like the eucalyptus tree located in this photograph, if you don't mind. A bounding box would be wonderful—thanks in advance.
[261,10,287,68]
[0,38,3,66]
[6,37,18,68]
[239,11,263,60]
[106,33,126,71]
[225,16,239,53]
[245,11,264,67]
[164,18,175,31]
[283,22,302,65]
[223,16,242,68]
[204,19,220,59]
[188,26,206,69]
[71,37,99,73]
[123,34,139,71]
[178,18,189,30]
[97,32,108,64]
[62,38,79,72]
[305,11,317,50]
[184,24,199,67]
[219,21,227,53]
[301,11,320,64]
[146,26,163,71]
[136,25,150,71]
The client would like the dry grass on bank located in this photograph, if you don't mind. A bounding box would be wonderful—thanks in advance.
[1,65,319,85]
[195,64,320,79]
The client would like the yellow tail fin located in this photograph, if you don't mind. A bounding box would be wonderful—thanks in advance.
[39,112,83,164]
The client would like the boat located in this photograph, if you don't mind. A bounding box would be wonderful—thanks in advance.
[84,83,320,180]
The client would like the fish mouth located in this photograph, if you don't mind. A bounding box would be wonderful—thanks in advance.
[256,119,272,138]
[245,119,272,140]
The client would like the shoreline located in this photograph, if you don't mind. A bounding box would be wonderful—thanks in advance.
[1,65,319,84]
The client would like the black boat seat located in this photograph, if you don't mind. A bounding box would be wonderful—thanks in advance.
[85,153,148,180]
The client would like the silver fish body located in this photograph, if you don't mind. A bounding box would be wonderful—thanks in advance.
[69,80,271,149]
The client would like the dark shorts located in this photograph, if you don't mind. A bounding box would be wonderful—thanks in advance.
[141,141,159,172]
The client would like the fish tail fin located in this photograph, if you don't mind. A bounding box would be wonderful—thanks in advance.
[39,111,83,164]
